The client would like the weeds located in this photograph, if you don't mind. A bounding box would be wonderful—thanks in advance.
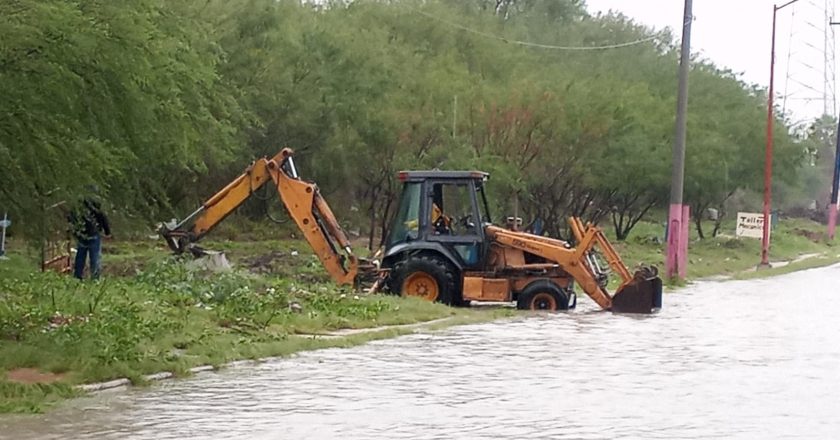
[0,381,79,413]
[0,255,457,412]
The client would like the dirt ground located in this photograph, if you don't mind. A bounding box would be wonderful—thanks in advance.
[792,228,823,242]
[6,368,66,385]
[242,250,289,274]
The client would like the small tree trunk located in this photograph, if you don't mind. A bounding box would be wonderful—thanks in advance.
[616,228,629,241]
[378,194,395,248]
[614,211,628,240]
[712,211,724,237]
[367,200,377,251]
[692,202,711,239]
[694,215,705,240]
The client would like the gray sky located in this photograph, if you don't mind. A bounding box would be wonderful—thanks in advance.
[584,0,836,123]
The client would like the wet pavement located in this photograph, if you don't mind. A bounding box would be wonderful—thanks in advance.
[2,264,839,439]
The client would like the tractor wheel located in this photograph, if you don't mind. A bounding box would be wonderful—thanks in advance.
[390,254,458,306]
[517,280,570,312]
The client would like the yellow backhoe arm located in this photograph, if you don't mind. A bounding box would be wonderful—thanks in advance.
[160,148,360,285]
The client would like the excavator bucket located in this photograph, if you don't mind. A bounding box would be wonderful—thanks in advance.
[611,267,663,314]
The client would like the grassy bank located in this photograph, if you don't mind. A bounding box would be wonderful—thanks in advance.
[610,217,838,282]
[0,237,511,413]
[1,216,836,413]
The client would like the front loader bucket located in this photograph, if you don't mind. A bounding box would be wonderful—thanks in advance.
[611,270,663,314]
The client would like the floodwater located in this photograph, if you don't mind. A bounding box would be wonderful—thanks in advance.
[2,265,840,439]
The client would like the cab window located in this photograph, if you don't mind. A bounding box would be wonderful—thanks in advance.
[387,182,421,246]
[429,182,478,236]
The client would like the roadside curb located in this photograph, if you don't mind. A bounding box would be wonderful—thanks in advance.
[698,252,837,282]
[75,367,212,393]
[294,316,455,339]
[73,316,459,393]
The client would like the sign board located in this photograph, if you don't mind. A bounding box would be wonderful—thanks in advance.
[736,212,770,239]
[0,219,10,228]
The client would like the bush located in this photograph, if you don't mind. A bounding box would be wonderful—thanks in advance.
[0,272,173,363]
[299,287,391,321]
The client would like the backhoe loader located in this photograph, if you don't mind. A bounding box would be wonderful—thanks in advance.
[160,148,662,314]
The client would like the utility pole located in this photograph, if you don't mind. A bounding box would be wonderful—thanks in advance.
[762,0,803,266]
[666,0,693,280]
[829,123,840,239]
[828,20,840,240]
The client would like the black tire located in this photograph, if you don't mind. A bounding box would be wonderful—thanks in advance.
[516,280,570,311]
[388,254,459,306]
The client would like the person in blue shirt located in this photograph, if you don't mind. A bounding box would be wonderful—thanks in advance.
[67,189,111,280]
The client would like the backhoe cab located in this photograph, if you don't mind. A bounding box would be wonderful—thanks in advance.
[382,171,662,313]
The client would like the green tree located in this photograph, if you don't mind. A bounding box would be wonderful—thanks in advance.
[1,0,245,241]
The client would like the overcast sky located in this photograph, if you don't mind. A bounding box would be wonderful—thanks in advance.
[583,0,836,123]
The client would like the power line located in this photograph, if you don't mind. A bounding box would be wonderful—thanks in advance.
[408,7,658,51]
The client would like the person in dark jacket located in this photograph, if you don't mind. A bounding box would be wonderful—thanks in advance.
[68,192,111,280]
